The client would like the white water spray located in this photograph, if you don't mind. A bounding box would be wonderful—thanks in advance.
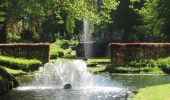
[83,20,93,58]
[35,60,95,89]
[17,60,126,94]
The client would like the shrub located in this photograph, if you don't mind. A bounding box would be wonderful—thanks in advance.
[50,49,64,59]
[64,48,75,57]
[157,57,170,73]
[0,56,42,72]
[129,59,157,68]
[128,57,170,74]
[50,52,58,59]
[60,40,70,49]
[50,39,78,58]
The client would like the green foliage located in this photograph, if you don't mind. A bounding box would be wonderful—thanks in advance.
[130,59,157,68]
[129,57,170,74]
[50,49,64,59]
[0,66,27,76]
[134,0,170,42]
[157,57,170,74]
[0,56,42,72]
[50,39,78,58]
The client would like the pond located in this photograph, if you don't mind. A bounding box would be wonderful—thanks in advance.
[1,74,170,100]
[1,60,170,100]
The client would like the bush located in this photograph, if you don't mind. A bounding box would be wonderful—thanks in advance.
[128,57,170,74]
[50,49,64,59]
[129,59,157,68]
[64,48,76,57]
[157,57,170,73]
[50,39,78,58]
[60,40,70,49]
[0,56,42,72]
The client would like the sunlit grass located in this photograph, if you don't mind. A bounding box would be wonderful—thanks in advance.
[106,66,164,74]
[87,66,107,73]
[50,57,110,63]
[132,84,170,100]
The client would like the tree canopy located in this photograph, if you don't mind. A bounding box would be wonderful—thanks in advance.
[0,0,170,43]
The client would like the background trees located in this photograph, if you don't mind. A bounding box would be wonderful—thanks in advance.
[0,0,170,43]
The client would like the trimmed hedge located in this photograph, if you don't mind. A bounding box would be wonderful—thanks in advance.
[109,43,170,65]
[0,43,50,64]
[0,56,42,71]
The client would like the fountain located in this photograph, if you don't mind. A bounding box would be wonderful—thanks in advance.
[13,60,128,100]
[2,60,170,100]
[76,20,106,58]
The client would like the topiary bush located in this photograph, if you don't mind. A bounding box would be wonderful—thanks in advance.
[0,56,42,72]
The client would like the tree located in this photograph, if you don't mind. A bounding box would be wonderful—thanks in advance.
[113,0,143,42]
[136,0,169,42]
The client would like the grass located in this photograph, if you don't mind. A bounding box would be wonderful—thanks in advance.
[87,66,107,73]
[132,84,170,100]
[105,66,163,74]
[50,57,110,63]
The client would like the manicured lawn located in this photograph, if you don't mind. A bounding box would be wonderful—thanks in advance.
[87,66,107,73]
[50,57,110,63]
[105,66,164,74]
[87,58,110,63]
[132,84,170,100]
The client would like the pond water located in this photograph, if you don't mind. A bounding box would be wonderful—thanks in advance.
[1,60,170,100]
[1,74,170,100]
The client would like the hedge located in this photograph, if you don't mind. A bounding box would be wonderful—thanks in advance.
[0,43,50,64]
[0,56,42,71]
[109,43,170,65]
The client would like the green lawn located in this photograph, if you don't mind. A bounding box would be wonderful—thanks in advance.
[132,84,170,100]
[87,66,107,73]
[50,57,110,63]
[105,66,164,74]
